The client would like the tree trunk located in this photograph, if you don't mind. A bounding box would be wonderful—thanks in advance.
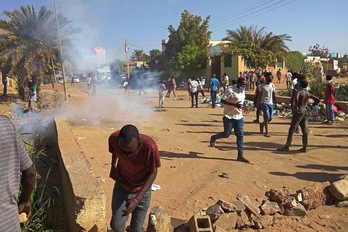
[2,72,8,96]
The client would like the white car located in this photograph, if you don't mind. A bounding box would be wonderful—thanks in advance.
[73,76,80,83]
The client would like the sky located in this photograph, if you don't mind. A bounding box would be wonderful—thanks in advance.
[1,0,348,63]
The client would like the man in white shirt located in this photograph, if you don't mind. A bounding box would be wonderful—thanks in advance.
[257,72,277,137]
[210,78,250,163]
[189,78,199,107]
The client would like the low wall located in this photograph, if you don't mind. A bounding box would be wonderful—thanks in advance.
[55,118,106,232]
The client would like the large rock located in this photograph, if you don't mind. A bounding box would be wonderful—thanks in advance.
[252,215,274,229]
[236,211,252,229]
[237,194,261,216]
[265,186,292,206]
[216,199,246,213]
[283,203,307,216]
[260,200,282,215]
[328,175,348,201]
[214,212,238,230]
[206,204,224,223]
[147,206,174,232]
[298,181,331,210]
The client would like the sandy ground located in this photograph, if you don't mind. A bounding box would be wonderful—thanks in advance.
[1,80,348,231]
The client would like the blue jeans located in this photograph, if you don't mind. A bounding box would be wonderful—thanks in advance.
[261,103,274,122]
[211,91,217,108]
[110,183,151,232]
[211,117,244,158]
[326,103,335,122]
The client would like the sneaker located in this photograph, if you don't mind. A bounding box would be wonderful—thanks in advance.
[277,146,289,151]
[298,148,307,153]
[237,157,251,164]
[259,123,263,133]
[218,172,230,179]
[210,136,215,147]
[264,133,271,137]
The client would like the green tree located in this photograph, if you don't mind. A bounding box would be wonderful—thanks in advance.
[164,10,211,79]
[148,49,163,71]
[284,51,305,72]
[0,5,78,99]
[222,25,291,68]
[308,43,328,58]
[131,49,148,62]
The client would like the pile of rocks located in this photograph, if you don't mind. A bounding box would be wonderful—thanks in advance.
[202,175,348,231]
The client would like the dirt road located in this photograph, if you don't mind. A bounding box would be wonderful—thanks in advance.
[1,82,347,231]
[63,83,348,231]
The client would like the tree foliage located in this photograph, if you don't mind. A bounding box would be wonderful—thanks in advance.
[164,10,211,78]
[147,49,163,71]
[308,43,328,58]
[0,5,78,99]
[131,49,148,62]
[222,25,291,68]
[284,51,305,72]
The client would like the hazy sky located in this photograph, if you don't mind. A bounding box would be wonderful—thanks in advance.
[1,0,347,63]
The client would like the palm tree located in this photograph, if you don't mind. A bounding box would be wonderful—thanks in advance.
[0,5,77,99]
[148,49,162,71]
[222,25,291,67]
[131,49,148,62]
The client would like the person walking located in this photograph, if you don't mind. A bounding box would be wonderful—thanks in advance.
[277,80,320,153]
[108,124,161,232]
[276,69,282,84]
[221,73,229,94]
[27,81,37,113]
[171,76,177,97]
[0,116,36,231]
[323,75,336,125]
[159,81,166,108]
[210,78,251,163]
[189,78,199,108]
[91,77,97,96]
[87,76,92,90]
[257,72,276,137]
[197,77,205,97]
[208,74,219,108]
[71,76,75,87]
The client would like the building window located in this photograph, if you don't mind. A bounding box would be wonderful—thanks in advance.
[244,59,253,67]
[277,59,283,68]
[224,55,232,67]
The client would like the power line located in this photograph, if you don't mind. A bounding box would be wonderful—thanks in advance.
[211,0,293,31]
[209,0,274,27]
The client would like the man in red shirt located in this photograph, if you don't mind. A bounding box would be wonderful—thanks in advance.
[324,75,335,125]
[108,125,161,232]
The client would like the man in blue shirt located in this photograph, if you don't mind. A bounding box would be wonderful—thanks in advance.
[208,74,220,108]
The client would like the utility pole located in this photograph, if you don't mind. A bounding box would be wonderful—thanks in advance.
[54,0,68,101]
[125,38,130,79]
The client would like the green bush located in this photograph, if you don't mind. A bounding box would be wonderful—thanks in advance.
[20,130,62,231]
[310,82,348,101]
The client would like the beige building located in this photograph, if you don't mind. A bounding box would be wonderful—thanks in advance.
[205,41,285,81]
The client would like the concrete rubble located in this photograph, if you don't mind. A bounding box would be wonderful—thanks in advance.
[167,177,348,231]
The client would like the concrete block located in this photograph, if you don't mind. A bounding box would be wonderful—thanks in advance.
[189,215,213,232]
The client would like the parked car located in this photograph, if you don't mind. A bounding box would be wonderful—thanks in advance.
[73,76,80,83]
